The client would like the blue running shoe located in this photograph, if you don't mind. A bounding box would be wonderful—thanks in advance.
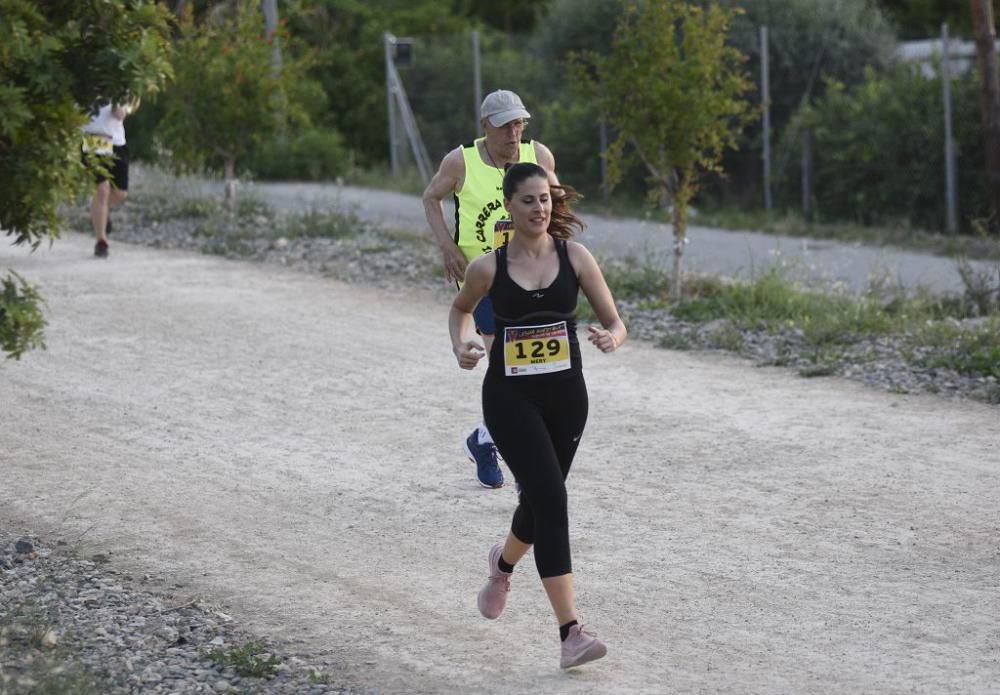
[465,431,503,489]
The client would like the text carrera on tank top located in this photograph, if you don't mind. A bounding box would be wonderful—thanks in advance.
[453,138,538,266]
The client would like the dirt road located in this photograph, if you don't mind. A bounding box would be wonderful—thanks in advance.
[2,233,998,694]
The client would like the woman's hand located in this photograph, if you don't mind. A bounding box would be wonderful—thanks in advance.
[587,325,618,353]
[454,341,486,369]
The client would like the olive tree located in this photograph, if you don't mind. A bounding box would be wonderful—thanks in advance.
[0,0,173,359]
[159,0,309,209]
[570,0,755,300]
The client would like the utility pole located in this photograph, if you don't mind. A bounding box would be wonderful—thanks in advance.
[473,31,483,137]
[942,24,959,234]
[384,33,400,175]
[969,0,1000,229]
[760,25,772,214]
[261,0,282,75]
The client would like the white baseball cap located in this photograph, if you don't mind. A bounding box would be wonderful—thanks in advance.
[480,90,531,127]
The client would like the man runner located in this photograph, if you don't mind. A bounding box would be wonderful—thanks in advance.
[422,89,557,488]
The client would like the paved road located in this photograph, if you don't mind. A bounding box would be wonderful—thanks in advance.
[185,178,997,296]
[3,233,998,694]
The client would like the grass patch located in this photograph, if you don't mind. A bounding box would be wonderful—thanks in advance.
[282,208,362,240]
[799,364,837,378]
[309,669,331,684]
[595,258,999,386]
[1,606,101,694]
[205,641,282,679]
[672,269,897,349]
[911,319,1000,379]
[658,332,693,350]
[598,255,673,302]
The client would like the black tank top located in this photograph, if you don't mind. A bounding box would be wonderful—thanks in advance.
[487,238,582,380]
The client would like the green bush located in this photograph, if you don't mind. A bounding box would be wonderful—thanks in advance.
[785,63,987,231]
[249,128,348,181]
[0,271,47,361]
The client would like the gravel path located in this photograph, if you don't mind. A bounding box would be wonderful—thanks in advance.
[2,229,998,694]
[1,535,354,694]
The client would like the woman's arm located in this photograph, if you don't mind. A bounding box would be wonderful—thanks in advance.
[448,254,496,369]
[568,241,627,353]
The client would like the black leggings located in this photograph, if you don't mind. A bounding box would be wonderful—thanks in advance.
[482,373,588,578]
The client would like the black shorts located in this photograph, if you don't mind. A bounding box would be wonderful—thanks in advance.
[82,144,129,191]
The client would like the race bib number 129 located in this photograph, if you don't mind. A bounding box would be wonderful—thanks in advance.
[503,321,571,376]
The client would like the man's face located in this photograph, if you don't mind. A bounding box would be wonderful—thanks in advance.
[484,118,528,151]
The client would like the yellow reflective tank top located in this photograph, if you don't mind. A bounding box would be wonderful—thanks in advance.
[454,138,538,263]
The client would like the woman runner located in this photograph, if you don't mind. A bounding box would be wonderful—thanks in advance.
[448,162,626,669]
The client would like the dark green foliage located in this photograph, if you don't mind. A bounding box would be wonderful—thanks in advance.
[0,271,47,360]
[710,0,897,207]
[451,0,553,33]
[878,0,999,39]
[159,1,310,185]
[283,1,473,169]
[248,128,349,181]
[789,63,988,231]
[0,0,172,360]
[0,0,173,246]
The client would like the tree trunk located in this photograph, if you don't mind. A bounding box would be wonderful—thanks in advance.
[670,194,686,302]
[669,170,696,302]
[224,158,237,213]
[970,0,1000,230]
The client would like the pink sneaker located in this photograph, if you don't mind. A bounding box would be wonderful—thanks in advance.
[476,541,511,619]
[560,624,607,669]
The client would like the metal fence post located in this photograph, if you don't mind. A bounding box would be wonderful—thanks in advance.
[942,23,959,234]
[761,25,772,213]
[384,32,399,175]
[801,128,812,216]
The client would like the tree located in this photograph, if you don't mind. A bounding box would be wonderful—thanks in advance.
[569,0,755,300]
[451,0,554,34]
[716,0,896,207]
[791,65,986,230]
[159,0,309,209]
[284,0,475,168]
[878,0,1000,39]
[0,0,173,360]
[969,0,1000,231]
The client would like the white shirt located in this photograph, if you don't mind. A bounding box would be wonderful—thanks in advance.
[83,104,127,147]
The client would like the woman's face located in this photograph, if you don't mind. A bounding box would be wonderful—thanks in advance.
[505,174,551,236]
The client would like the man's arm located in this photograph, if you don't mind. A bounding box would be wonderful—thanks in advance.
[112,96,140,120]
[422,148,468,284]
[534,141,559,185]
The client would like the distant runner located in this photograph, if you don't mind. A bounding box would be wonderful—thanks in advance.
[81,97,139,258]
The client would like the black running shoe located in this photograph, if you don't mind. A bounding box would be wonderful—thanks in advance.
[94,240,109,258]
